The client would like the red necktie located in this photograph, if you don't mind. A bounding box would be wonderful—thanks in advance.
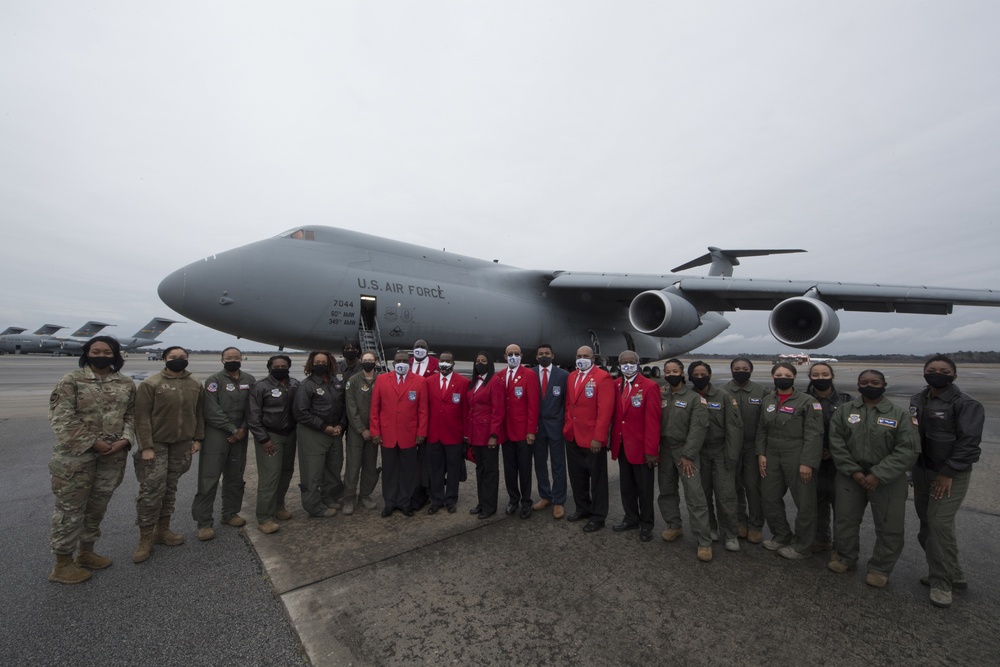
[541,368,548,396]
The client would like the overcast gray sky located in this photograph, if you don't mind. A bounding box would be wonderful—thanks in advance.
[2,2,999,356]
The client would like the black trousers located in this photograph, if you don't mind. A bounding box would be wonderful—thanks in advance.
[618,455,655,530]
[381,445,418,511]
[566,442,609,522]
[473,446,499,515]
[501,439,533,507]
[428,441,463,508]
[410,442,430,508]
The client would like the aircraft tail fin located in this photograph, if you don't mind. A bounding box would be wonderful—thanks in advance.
[1,327,28,336]
[32,324,66,336]
[131,317,182,339]
[671,247,806,277]
[71,321,115,338]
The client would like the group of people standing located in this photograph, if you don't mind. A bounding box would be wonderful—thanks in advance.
[46,336,983,610]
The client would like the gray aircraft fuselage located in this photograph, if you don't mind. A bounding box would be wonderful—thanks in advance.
[158,227,727,361]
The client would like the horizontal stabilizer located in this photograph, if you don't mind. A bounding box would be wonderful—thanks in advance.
[131,317,183,339]
[672,247,806,277]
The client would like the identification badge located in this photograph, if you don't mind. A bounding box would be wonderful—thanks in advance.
[207,382,219,393]
[271,388,282,398]
[226,383,235,392]
[779,405,795,414]
[749,398,762,405]
[848,414,861,424]
[766,404,776,413]
[708,402,721,410]
[316,388,325,396]
[408,390,417,402]
[552,386,561,397]
[514,387,523,398]
[877,417,898,428]
[452,392,461,404]
[239,384,250,390]
[674,400,687,408]
[585,385,594,399]
[631,395,643,408]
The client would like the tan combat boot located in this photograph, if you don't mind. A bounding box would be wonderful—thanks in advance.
[153,517,185,546]
[49,553,92,584]
[133,526,155,563]
[76,542,113,570]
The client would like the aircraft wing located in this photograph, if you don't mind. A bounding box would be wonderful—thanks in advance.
[547,273,1000,313]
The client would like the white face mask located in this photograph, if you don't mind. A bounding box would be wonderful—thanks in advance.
[620,363,638,377]
[394,362,409,376]
[412,347,428,360]
[576,358,593,372]
[438,362,453,374]
[507,354,521,368]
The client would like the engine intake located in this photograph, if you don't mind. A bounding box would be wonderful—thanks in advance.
[628,290,700,338]
[768,297,840,348]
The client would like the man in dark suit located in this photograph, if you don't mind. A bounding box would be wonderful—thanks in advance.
[370,349,429,517]
[501,343,539,520]
[532,343,569,520]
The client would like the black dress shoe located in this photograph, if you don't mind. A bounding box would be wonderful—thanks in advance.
[566,511,590,523]
[427,506,440,515]
[446,505,457,514]
[582,520,604,533]
[478,511,496,520]
[640,528,653,542]
[520,506,532,520]
[613,521,639,532]
[381,507,394,518]
[505,502,518,516]
[469,505,482,515]
[402,509,414,517]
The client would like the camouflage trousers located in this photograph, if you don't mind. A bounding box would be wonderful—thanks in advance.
[133,441,193,528]
[49,449,128,554]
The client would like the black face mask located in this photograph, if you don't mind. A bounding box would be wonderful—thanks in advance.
[89,357,114,370]
[774,377,794,391]
[665,375,685,387]
[311,364,329,377]
[537,357,552,368]
[270,368,290,381]
[810,378,832,392]
[731,371,752,385]
[224,361,241,373]
[165,359,188,373]
[344,350,359,362]
[924,373,954,390]
[474,363,490,376]
[858,386,885,400]
[691,377,710,390]
[361,361,376,373]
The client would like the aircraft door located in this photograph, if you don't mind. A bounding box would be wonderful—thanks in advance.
[360,295,376,329]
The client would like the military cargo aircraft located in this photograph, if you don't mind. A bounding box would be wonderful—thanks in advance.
[157,226,1000,366]
[0,319,179,355]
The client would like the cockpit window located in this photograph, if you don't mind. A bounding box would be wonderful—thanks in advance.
[279,228,315,241]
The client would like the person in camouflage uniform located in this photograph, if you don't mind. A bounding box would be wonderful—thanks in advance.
[133,346,204,564]
[47,336,136,584]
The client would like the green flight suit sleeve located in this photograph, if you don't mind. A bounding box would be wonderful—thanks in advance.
[724,394,743,468]
[801,398,824,469]
[345,380,364,433]
[681,399,708,461]
[827,406,860,477]
[203,375,237,435]
[195,386,205,441]
[870,408,920,484]
[755,399,770,457]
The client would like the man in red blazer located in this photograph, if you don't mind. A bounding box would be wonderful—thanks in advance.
[426,351,469,514]
[610,350,662,542]
[371,350,429,517]
[408,338,438,510]
[501,343,540,520]
[563,345,615,533]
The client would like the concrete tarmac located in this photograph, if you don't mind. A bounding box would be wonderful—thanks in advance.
[1,354,999,666]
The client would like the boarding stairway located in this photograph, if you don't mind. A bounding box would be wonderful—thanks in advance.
[358,318,389,372]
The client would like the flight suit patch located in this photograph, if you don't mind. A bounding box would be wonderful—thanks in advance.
[708,402,722,410]
[779,405,795,414]
[316,388,325,396]
[848,414,861,424]
[271,388,282,398]
[408,390,417,401]
[749,398,762,405]
[239,384,250,390]
[452,393,461,404]
[766,404,776,412]
[674,400,687,408]
[909,406,918,416]
[207,382,219,393]
[877,417,898,428]
[361,385,370,392]
[226,383,236,392]
[812,403,823,411]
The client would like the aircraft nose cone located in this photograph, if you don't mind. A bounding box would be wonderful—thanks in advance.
[158,267,187,312]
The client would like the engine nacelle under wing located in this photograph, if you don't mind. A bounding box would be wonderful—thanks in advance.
[768,296,840,348]
[628,289,700,338]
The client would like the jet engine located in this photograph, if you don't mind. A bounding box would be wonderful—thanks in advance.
[768,296,840,348]
[628,289,700,338]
